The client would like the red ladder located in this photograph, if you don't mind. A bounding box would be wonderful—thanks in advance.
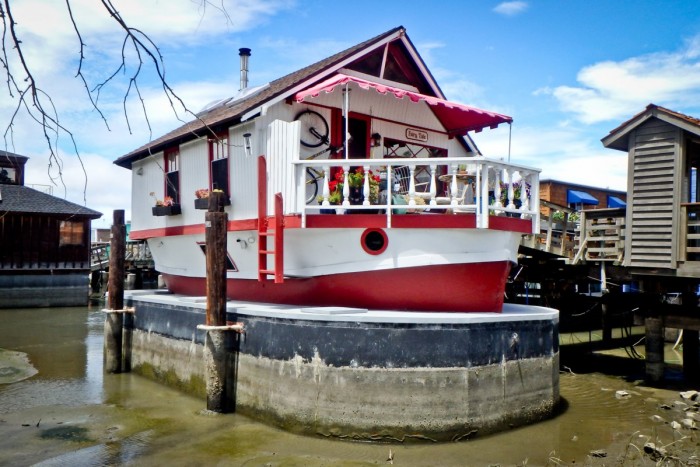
[257,156,284,283]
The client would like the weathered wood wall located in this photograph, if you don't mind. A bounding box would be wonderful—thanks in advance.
[624,118,680,269]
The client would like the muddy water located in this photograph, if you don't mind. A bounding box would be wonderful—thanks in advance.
[0,306,696,466]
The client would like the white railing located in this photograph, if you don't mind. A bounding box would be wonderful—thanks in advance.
[293,156,540,232]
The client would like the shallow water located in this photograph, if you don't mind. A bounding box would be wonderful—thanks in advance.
[0,305,697,466]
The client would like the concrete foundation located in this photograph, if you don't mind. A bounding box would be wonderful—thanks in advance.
[124,292,559,442]
[0,273,90,308]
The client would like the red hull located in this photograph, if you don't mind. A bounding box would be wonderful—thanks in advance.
[161,261,511,312]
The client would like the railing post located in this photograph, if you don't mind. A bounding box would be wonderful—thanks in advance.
[342,164,350,206]
[408,164,417,207]
[479,164,490,228]
[450,164,459,206]
[362,165,371,206]
[506,169,515,210]
[321,167,331,206]
[429,164,437,206]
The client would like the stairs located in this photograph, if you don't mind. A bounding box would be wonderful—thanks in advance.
[257,156,284,283]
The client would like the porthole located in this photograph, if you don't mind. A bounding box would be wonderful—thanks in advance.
[361,228,388,255]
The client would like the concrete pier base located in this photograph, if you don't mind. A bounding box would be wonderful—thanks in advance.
[124,292,559,441]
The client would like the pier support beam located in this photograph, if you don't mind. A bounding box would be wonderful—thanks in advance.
[645,317,664,383]
[104,210,127,374]
[684,329,699,382]
[202,192,231,412]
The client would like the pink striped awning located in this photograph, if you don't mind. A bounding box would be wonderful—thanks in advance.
[294,73,512,135]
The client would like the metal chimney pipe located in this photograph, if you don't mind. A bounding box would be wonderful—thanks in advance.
[239,48,251,91]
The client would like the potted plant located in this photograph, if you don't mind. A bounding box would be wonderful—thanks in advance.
[345,168,381,205]
[151,193,181,216]
[194,188,230,209]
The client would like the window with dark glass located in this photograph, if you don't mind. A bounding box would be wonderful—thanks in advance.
[209,134,229,195]
[165,148,180,203]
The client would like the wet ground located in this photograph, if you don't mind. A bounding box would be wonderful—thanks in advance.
[1,305,698,466]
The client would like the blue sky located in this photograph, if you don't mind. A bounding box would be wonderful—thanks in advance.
[3,0,700,226]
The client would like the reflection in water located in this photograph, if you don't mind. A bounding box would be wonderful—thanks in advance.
[0,306,693,466]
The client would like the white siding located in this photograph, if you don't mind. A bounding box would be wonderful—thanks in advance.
[229,123,259,220]
[266,120,301,214]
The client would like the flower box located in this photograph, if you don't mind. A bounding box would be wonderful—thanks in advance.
[194,196,230,210]
[152,204,181,216]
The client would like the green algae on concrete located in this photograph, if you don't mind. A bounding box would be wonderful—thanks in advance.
[0,348,37,384]
[132,362,206,398]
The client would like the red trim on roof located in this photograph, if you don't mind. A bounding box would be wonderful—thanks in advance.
[295,74,512,135]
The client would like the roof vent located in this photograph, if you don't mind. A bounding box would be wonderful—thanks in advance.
[239,48,251,91]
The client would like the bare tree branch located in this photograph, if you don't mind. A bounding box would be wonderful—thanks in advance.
[1,0,230,202]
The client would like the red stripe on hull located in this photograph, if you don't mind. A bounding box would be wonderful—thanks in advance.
[161,261,511,312]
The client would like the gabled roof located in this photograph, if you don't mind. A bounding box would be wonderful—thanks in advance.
[602,104,700,151]
[114,26,492,169]
[115,27,407,169]
[0,184,102,218]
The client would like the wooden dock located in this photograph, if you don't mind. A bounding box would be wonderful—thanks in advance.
[90,239,156,299]
[512,200,700,384]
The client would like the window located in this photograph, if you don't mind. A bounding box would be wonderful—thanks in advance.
[383,138,447,193]
[197,243,237,270]
[0,167,16,184]
[59,221,84,246]
[165,147,180,204]
[209,133,229,195]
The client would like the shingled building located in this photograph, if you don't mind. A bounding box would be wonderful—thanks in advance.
[0,151,102,307]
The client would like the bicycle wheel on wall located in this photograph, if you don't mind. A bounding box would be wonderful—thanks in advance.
[295,110,329,148]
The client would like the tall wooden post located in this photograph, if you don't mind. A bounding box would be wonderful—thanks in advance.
[104,210,126,373]
[203,192,229,412]
[206,192,227,326]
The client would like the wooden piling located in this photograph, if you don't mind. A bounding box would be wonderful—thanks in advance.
[206,192,227,327]
[645,317,664,383]
[683,329,699,382]
[104,210,126,374]
[203,192,230,412]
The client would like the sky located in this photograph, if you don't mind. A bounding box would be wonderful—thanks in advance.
[3,0,700,228]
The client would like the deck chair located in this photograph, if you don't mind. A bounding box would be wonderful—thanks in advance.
[435,182,475,209]
[393,165,430,195]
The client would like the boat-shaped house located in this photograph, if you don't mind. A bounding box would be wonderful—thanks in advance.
[115,26,541,312]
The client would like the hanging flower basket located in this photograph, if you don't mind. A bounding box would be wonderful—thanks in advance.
[194,196,230,210]
[152,204,181,216]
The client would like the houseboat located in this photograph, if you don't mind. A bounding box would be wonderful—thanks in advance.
[112,26,559,442]
[115,26,541,313]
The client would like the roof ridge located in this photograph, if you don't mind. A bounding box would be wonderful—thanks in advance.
[115,26,406,168]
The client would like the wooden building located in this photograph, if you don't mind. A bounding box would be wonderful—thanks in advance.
[0,151,102,308]
[539,179,626,217]
[602,104,700,383]
[603,104,700,276]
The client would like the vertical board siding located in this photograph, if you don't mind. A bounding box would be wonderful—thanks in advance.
[229,124,258,220]
[627,119,678,268]
[266,120,301,214]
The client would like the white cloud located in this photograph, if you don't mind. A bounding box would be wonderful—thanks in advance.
[547,34,700,124]
[493,1,528,16]
[473,125,627,191]
[24,149,131,223]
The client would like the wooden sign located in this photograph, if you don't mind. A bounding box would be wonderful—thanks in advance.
[405,128,428,142]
